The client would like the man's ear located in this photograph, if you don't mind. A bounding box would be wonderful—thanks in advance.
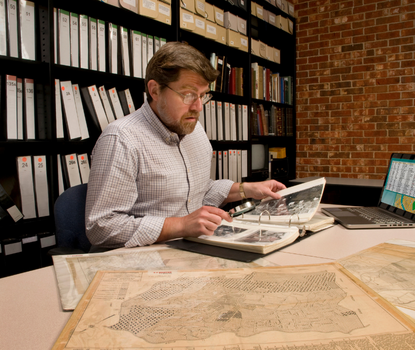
[147,80,160,102]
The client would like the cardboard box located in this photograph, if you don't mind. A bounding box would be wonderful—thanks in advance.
[159,0,170,4]
[194,0,205,17]
[104,0,120,8]
[138,0,158,19]
[119,0,138,12]
[194,15,206,36]
[281,0,289,14]
[265,0,276,6]
[237,17,247,35]
[251,39,260,56]
[266,45,273,61]
[216,24,227,45]
[226,28,240,48]
[276,15,289,32]
[205,2,214,22]
[268,11,277,27]
[224,11,238,32]
[288,18,294,34]
[181,0,195,13]
[251,1,256,15]
[273,47,281,64]
[255,4,264,19]
[213,6,224,27]
[205,21,218,40]
[259,41,267,58]
[288,1,295,16]
[263,9,269,23]
[180,8,195,31]
[156,1,171,24]
[239,34,248,52]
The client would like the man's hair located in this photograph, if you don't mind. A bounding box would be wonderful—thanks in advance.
[145,42,219,102]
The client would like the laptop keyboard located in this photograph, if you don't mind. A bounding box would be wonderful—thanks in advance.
[348,207,405,224]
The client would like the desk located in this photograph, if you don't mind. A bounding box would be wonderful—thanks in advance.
[1,204,415,350]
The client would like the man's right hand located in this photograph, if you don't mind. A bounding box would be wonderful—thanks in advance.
[156,206,232,243]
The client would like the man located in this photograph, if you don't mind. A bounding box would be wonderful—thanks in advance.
[85,42,286,250]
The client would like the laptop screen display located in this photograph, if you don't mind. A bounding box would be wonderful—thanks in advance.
[381,155,415,214]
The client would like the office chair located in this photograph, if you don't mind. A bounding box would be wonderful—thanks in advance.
[50,183,91,255]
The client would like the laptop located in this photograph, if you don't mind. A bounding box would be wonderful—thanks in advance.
[322,153,415,229]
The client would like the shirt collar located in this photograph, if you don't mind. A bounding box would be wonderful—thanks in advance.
[142,99,181,145]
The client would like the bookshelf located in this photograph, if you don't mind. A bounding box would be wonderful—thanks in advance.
[0,0,296,276]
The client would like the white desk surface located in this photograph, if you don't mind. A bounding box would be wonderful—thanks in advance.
[1,204,415,350]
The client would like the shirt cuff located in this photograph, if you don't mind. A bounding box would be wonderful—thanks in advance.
[125,216,166,247]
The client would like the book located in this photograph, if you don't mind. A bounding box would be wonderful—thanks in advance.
[186,178,328,254]
[236,177,326,225]
[186,220,299,254]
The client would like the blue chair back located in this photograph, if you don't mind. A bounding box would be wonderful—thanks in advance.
[54,184,91,253]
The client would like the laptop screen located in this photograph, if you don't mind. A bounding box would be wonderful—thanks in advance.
[379,153,415,217]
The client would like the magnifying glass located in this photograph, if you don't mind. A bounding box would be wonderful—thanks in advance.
[229,200,257,217]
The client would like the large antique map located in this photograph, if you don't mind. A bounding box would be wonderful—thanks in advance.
[338,240,415,312]
[52,245,275,310]
[53,263,415,350]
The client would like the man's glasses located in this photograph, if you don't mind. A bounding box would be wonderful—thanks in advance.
[165,85,212,105]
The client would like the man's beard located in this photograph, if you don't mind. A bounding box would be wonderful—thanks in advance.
[157,97,199,136]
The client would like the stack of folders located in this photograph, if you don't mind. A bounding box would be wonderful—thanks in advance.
[55,79,136,140]
[210,150,248,182]
[54,8,166,77]
[0,0,36,60]
[200,100,248,142]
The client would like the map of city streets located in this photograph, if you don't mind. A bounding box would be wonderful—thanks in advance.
[53,264,415,350]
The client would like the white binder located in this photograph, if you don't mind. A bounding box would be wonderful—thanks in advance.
[70,13,79,67]
[54,79,64,139]
[141,33,147,76]
[24,78,35,140]
[17,156,37,219]
[87,85,109,130]
[16,78,23,140]
[230,103,237,141]
[63,154,81,188]
[147,34,153,64]
[6,75,17,140]
[79,14,89,69]
[19,0,35,60]
[99,85,115,123]
[131,30,142,78]
[77,153,90,184]
[72,84,90,140]
[216,101,223,141]
[120,26,130,76]
[60,80,82,140]
[89,17,97,70]
[57,155,65,195]
[33,155,49,217]
[210,100,217,140]
[0,0,6,55]
[223,102,230,141]
[242,105,248,141]
[107,87,125,119]
[204,101,211,139]
[7,0,18,58]
[97,19,106,72]
[58,9,70,65]
[210,150,217,180]
[109,23,118,74]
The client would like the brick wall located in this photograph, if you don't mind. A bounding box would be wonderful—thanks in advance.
[295,0,415,179]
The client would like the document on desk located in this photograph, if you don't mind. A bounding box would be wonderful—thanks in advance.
[52,263,415,350]
[52,245,275,310]
[338,239,415,313]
